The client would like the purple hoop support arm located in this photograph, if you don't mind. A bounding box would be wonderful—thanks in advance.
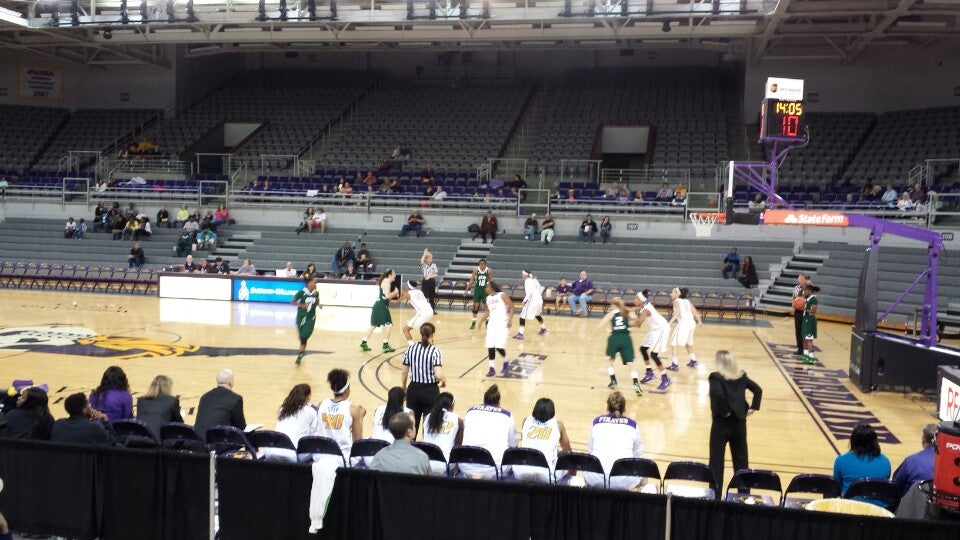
[844,213,943,347]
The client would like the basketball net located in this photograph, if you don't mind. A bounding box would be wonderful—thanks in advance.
[690,213,720,238]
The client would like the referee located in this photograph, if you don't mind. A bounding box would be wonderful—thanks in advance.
[421,248,439,311]
[792,273,810,355]
[401,322,446,437]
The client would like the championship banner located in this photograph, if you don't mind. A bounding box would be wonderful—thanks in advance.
[763,209,849,227]
[17,66,64,101]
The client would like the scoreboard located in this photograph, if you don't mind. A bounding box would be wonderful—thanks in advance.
[759,77,806,141]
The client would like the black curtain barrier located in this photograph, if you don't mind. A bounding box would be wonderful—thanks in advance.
[0,438,100,540]
[159,450,211,540]
[216,457,316,540]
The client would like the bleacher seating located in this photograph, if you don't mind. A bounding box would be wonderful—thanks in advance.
[0,105,68,175]
[777,112,876,189]
[32,109,159,171]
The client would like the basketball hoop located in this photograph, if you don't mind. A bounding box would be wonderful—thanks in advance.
[690,213,724,238]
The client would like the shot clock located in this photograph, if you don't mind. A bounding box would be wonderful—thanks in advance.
[760,77,807,141]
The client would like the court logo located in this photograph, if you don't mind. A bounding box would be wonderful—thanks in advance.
[0,325,308,359]
[501,353,548,379]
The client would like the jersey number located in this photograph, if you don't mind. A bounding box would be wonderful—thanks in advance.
[322,413,344,430]
[526,426,553,440]
[439,421,454,434]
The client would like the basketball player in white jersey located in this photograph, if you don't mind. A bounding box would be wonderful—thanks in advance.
[586,391,644,490]
[514,270,547,339]
[460,384,517,478]
[476,281,514,377]
[633,289,672,390]
[370,386,412,443]
[668,287,703,370]
[316,368,366,463]
[422,392,463,475]
[513,397,571,483]
[400,280,434,347]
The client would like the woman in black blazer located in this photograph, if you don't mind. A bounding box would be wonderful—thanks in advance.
[737,256,759,288]
[136,375,184,438]
[708,350,762,491]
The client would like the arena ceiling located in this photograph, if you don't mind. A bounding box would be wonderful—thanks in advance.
[0,0,957,68]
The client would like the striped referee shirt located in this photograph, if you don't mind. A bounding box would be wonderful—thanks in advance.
[792,283,803,298]
[422,262,438,280]
[403,342,442,383]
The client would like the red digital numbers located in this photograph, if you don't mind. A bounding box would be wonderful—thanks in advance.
[781,115,800,137]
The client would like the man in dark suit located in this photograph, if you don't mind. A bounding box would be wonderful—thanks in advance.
[194,369,246,437]
[50,393,113,446]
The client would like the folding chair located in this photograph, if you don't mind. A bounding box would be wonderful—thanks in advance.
[843,478,902,512]
[10,262,27,288]
[586,289,606,315]
[609,457,661,493]
[719,292,739,320]
[249,430,296,462]
[554,451,605,488]
[782,473,840,509]
[501,447,551,484]
[80,266,100,292]
[449,445,500,480]
[206,425,258,458]
[737,293,756,322]
[349,438,389,468]
[44,264,64,290]
[297,436,347,466]
[160,422,207,453]
[412,441,449,476]
[0,262,16,288]
[113,419,160,448]
[663,461,717,499]
[725,469,782,506]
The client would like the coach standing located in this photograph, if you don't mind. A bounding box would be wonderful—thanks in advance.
[793,274,811,355]
[401,322,446,437]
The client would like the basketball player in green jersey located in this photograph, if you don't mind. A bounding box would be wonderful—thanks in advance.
[465,258,493,329]
[291,277,321,366]
[597,297,643,396]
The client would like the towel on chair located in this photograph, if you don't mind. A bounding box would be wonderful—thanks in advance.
[308,456,340,533]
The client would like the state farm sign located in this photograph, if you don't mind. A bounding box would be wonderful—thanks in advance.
[763,209,849,227]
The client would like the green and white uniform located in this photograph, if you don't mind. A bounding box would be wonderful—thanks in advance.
[472,267,490,303]
[801,295,818,339]
[370,284,393,327]
[606,312,635,364]
[294,287,320,341]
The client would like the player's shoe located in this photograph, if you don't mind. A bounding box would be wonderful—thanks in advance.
[801,355,817,365]
[513,333,524,340]
[381,344,396,353]
[657,375,673,390]
[606,380,618,389]
[666,363,680,372]
[686,359,699,368]
[500,361,510,376]
[538,327,547,335]
[640,370,656,384]
[295,353,304,366]
[485,367,496,377]
[469,321,476,329]
[359,342,371,352]
[633,382,645,396]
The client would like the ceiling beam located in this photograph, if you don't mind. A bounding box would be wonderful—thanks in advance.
[843,0,919,62]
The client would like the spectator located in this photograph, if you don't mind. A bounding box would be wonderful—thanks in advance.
[737,256,758,288]
[370,412,431,475]
[121,216,139,241]
[338,180,354,196]
[332,242,356,277]
[128,242,145,269]
[432,184,448,201]
[479,210,498,244]
[175,231,194,257]
[747,194,767,212]
[554,277,572,312]
[95,178,108,192]
[109,213,124,240]
[363,171,378,187]
[586,391,643,489]
[182,216,200,237]
[211,203,230,227]
[134,217,152,241]
[567,270,595,317]
[860,177,875,196]
[421,164,435,183]
[833,424,892,506]
[237,259,256,275]
[213,257,230,275]
[183,254,197,272]
[195,228,216,251]
[136,374,184,438]
[295,207,314,234]
[174,204,189,228]
[510,174,527,191]
[897,192,915,212]
[523,213,539,240]
[656,182,673,203]
[196,258,211,274]
[721,247,740,279]
[540,213,555,245]
[89,365,133,422]
[50,393,113,446]
[356,243,374,275]
[708,350,762,490]
[278,261,297,278]
[64,217,77,238]
[193,368,246,437]
[488,171,504,189]
[74,218,87,240]
[579,214,597,242]
[157,206,170,228]
[388,178,402,193]
[302,263,319,281]
[399,211,425,238]
[1,386,53,440]
[268,383,319,462]
[599,216,612,244]
[881,184,898,207]
[566,188,576,202]
[123,202,139,220]
[93,203,107,232]
[306,208,326,235]
[673,183,688,205]
[423,183,437,199]
[892,424,936,496]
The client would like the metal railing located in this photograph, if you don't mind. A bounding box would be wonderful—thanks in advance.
[110,159,189,177]
[58,151,103,178]
[600,167,692,187]
[559,159,601,187]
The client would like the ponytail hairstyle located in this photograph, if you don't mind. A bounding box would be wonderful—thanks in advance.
[639,289,651,304]
[427,392,455,434]
[606,391,626,416]
[381,386,406,430]
[327,369,350,396]
[610,297,629,319]
[679,287,689,299]
[483,384,501,406]
[278,383,312,421]
[377,268,395,287]
[487,280,502,293]
[419,322,435,347]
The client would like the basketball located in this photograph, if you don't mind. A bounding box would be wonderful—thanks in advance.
[792,297,806,310]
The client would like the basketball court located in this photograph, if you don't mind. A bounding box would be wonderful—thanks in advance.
[0,288,934,484]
